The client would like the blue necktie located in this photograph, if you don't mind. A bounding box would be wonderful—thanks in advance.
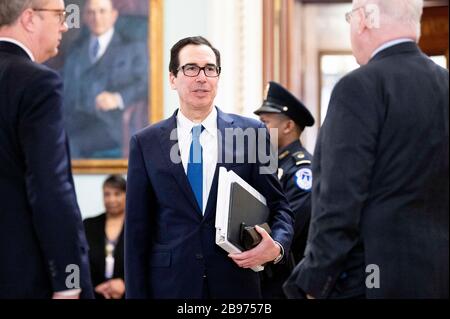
[187,125,204,212]
[91,38,100,62]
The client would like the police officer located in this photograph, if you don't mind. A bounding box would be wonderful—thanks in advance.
[254,81,315,298]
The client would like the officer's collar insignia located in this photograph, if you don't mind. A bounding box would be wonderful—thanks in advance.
[294,151,305,159]
[279,150,290,160]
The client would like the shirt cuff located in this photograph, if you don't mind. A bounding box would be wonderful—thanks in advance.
[53,289,81,297]
[272,241,285,264]
[114,93,125,110]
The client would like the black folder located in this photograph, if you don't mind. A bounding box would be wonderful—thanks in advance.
[215,167,270,271]
[227,182,270,251]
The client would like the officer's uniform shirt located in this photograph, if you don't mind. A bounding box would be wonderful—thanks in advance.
[261,140,312,299]
[254,81,315,299]
[278,140,312,264]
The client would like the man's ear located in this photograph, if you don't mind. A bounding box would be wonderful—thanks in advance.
[20,8,36,33]
[365,4,380,29]
[357,8,368,34]
[283,119,295,135]
[358,5,380,32]
[169,72,177,90]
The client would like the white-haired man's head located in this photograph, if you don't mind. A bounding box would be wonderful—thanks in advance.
[349,0,424,65]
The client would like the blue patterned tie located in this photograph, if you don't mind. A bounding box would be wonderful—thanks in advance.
[187,125,204,212]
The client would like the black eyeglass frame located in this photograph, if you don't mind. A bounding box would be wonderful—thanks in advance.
[177,63,222,77]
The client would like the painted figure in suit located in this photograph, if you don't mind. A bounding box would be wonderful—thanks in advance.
[254,81,315,299]
[125,36,295,299]
[284,0,449,299]
[63,0,148,158]
[0,0,93,299]
[84,175,126,299]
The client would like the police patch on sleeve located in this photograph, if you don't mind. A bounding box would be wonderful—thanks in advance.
[295,168,312,191]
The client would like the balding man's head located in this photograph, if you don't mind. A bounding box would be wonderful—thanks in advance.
[349,0,423,65]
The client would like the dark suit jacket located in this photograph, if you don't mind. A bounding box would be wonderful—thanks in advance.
[0,41,93,299]
[285,42,449,299]
[125,107,294,298]
[62,30,148,158]
[83,213,124,299]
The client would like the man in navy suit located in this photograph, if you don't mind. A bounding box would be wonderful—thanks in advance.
[63,0,148,158]
[0,0,93,298]
[125,36,295,298]
[284,0,448,299]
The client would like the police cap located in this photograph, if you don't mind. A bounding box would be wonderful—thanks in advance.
[254,81,314,127]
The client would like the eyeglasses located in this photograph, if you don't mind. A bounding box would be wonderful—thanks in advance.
[178,64,221,77]
[33,8,67,25]
[345,6,363,23]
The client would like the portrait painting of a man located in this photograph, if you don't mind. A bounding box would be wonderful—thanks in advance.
[54,0,149,159]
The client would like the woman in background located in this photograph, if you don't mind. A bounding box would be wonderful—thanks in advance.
[84,175,126,299]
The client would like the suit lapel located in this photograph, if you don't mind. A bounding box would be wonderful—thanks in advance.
[79,39,93,74]
[81,31,120,73]
[203,108,236,218]
[158,111,203,216]
[92,32,120,69]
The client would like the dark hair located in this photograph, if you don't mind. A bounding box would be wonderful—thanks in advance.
[103,175,126,192]
[169,36,221,76]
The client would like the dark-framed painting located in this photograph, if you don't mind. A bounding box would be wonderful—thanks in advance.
[47,0,163,174]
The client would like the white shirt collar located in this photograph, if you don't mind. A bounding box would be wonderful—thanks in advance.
[0,37,35,61]
[371,38,414,59]
[90,28,115,59]
[177,107,218,137]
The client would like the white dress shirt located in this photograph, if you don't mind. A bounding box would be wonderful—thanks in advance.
[177,107,218,214]
[90,28,114,62]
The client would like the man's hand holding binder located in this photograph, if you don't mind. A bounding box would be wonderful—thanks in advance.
[228,225,283,269]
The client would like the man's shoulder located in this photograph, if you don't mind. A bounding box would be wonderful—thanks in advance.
[333,62,382,96]
[83,213,106,228]
[132,116,172,140]
[282,147,312,174]
[2,55,61,88]
[220,110,263,128]
[111,31,147,50]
